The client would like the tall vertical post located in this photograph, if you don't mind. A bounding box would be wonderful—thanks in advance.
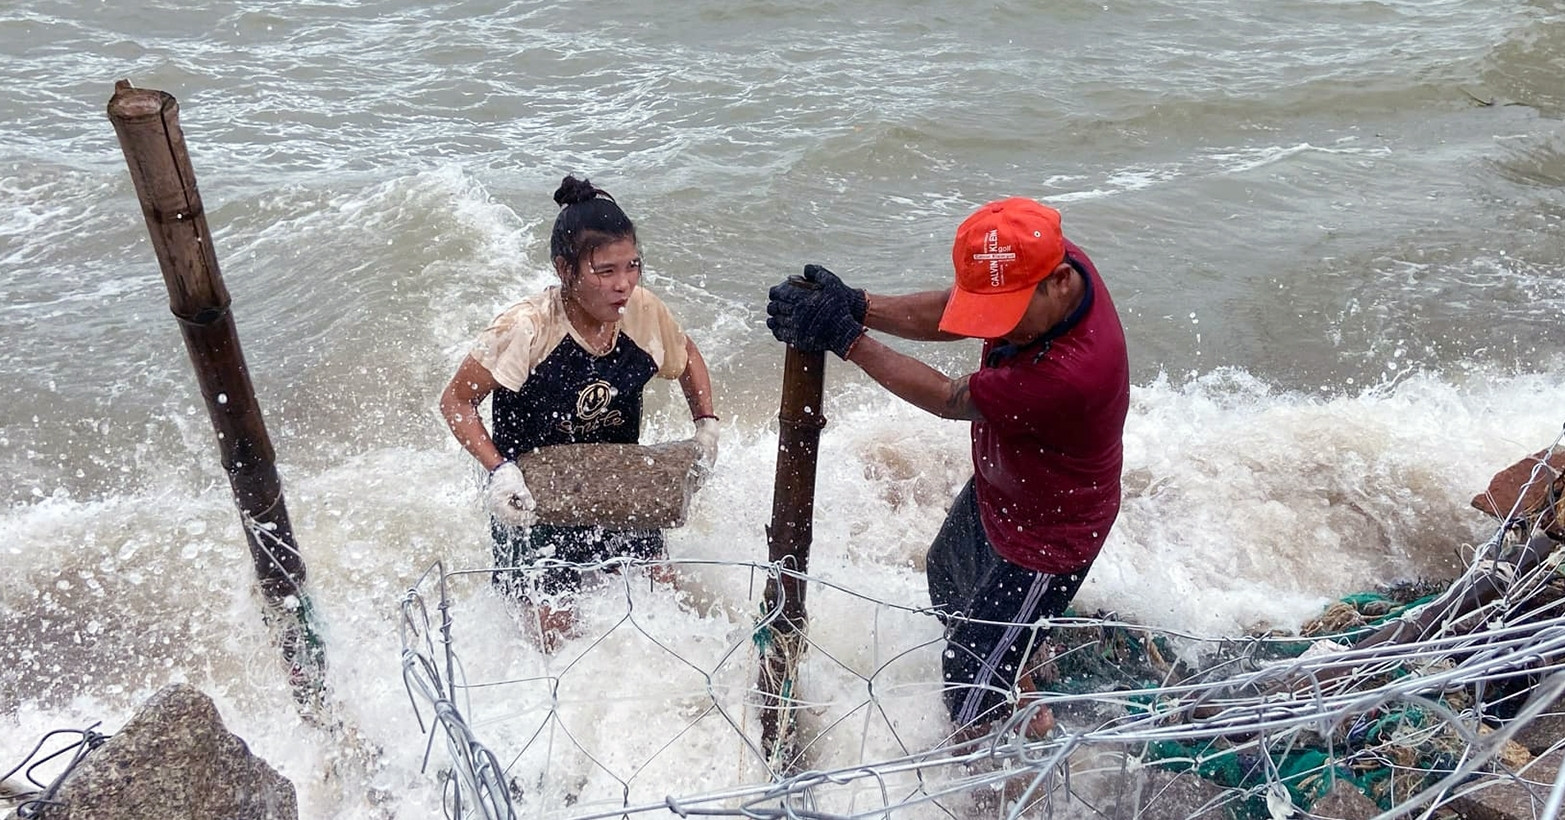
[756,342,826,772]
[106,81,322,707]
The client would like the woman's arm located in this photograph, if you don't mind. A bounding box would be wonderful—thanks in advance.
[677,337,716,420]
[439,355,508,470]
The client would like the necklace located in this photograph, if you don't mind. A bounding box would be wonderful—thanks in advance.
[577,323,617,356]
[560,296,617,356]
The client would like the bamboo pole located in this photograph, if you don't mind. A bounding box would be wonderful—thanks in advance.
[756,334,827,773]
[106,81,323,706]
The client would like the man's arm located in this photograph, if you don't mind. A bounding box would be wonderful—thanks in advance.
[863,288,966,342]
[846,335,981,421]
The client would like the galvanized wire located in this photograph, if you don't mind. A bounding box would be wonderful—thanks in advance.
[398,430,1565,820]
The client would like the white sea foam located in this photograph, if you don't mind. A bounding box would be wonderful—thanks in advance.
[7,363,1562,815]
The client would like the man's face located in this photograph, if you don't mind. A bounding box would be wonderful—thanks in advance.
[999,269,1069,344]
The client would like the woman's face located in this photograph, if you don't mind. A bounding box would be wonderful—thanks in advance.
[559,237,641,326]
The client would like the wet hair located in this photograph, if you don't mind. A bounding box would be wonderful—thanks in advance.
[549,175,637,276]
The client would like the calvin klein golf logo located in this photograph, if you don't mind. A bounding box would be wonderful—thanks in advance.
[972,228,1016,288]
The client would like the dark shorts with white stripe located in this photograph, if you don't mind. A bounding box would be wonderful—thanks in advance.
[925,479,1090,731]
[491,521,664,604]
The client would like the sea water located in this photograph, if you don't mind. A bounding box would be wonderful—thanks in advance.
[3,0,1564,816]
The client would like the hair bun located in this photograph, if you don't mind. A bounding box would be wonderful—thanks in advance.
[553,175,603,207]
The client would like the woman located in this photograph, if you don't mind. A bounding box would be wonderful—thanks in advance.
[439,175,718,649]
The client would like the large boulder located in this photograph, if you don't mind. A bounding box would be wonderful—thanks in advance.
[519,440,701,527]
[1470,448,1565,538]
[20,684,296,820]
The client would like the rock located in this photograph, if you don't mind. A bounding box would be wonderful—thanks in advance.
[517,440,701,528]
[1507,692,1565,756]
[1471,449,1565,538]
[20,684,296,820]
[1122,768,1230,820]
[1449,748,1564,820]
[1062,749,1232,820]
[1310,779,1378,820]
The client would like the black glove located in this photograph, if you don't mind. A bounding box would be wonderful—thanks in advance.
[801,264,867,323]
[766,275,865,359]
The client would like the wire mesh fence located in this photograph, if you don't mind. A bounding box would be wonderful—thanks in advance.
[398,447,1565,820]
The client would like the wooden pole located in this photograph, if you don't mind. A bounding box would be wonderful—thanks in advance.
[1344,534,1555,654]
[756,337,827,772]
[106,81,322,706]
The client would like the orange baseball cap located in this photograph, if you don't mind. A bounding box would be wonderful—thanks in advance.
[939,197,1066,338]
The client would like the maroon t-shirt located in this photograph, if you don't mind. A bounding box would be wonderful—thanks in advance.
[965,241,1129,574]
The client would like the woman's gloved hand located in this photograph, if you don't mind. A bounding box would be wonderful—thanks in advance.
[485,461,537,527]
[693,416,720,471]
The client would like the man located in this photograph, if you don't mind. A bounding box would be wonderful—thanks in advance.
[765,197,1129,740]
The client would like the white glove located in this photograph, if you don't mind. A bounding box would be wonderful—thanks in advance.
[693,417,720,472]
[485,461,537,528]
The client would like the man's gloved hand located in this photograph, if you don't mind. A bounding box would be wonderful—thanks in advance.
[485,461,537,528]
[801,264,867,323]
[766,268,865,359]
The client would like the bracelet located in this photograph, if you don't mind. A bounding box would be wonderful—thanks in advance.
[692,414,719,423]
